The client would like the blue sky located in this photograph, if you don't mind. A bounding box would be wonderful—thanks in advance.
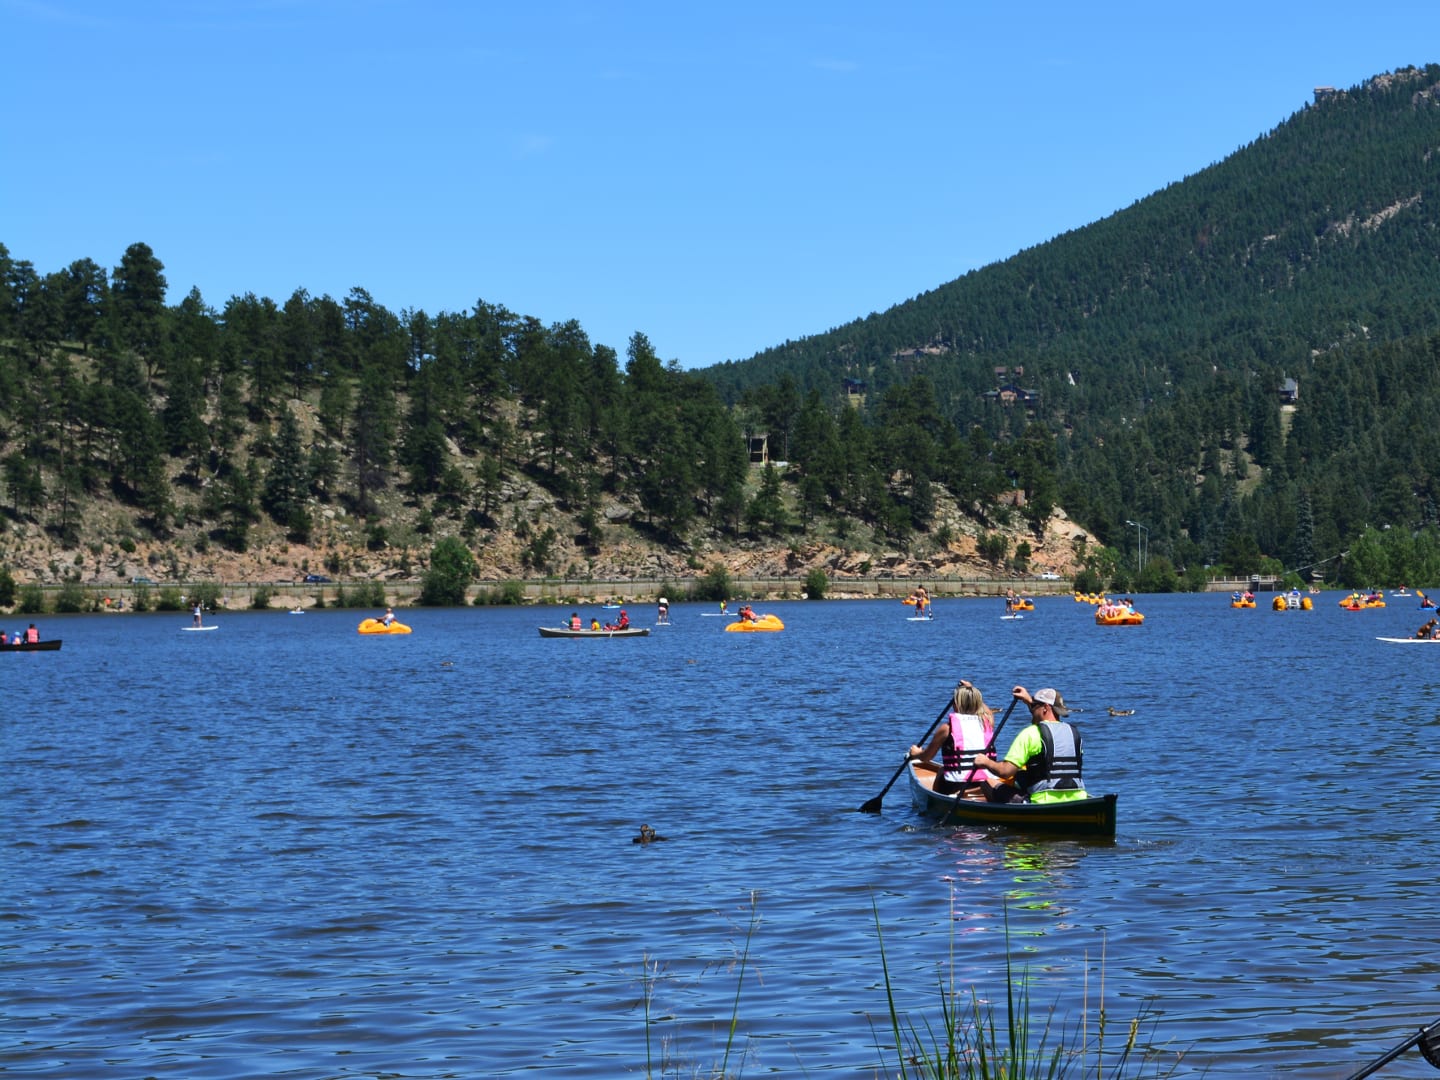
[5,2,1440,370]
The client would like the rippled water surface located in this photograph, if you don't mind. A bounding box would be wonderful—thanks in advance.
[3,593,1438,1077]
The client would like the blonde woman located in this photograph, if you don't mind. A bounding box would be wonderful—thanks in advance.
[908,681,997,797]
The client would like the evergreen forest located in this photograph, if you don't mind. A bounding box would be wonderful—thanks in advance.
[6,66,1440,596]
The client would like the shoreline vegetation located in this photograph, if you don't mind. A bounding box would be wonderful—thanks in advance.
[644,895,1437,1076]
[0,570,1338,616]
[643,895,1185,1079]
[2,574,1082,615]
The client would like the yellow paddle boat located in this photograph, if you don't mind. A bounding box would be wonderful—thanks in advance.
[1095,608,1144,626]
[725,614,785,632]
[358,618,412,634]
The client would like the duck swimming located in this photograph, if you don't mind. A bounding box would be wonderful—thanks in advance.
[632,823,668,845]
[1107,707,1136,717]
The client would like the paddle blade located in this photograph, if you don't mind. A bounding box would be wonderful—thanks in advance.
[858,794,883,814]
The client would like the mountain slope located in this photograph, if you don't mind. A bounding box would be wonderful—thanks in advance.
[704,66,1440,417]
[700,65,1440,582]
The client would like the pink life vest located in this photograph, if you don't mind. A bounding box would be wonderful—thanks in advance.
[940,713,993,784]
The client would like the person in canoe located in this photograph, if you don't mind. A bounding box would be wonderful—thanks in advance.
[972,686,1089,805]
[569,612,583,631]
[907,680,997,798]
[25,623,40,644]
[590,617,602,631]
[605,609,631,630]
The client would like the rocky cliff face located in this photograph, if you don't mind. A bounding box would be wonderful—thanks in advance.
[0,479,1092,592]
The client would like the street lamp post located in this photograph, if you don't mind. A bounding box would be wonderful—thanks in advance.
[1124,520,1149,575]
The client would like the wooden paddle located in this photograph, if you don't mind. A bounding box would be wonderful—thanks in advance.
[859,692,1019,814]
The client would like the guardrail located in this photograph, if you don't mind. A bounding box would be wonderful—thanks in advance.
[1206,576,1281,593]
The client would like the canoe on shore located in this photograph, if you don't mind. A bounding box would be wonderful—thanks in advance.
[0,638,62,652]
[538,625,650,638]
[906,760,1117,837]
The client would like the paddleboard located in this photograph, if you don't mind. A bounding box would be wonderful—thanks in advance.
[1376,636,1440,643]
[183,625,218,632]
[906,616,934,622]
[701,612,730,617]
[1001,614,1024,620]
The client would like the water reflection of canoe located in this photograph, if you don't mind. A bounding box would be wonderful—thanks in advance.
[907,760,1117,837]
[538,626,650,638]
[0,638,62,652]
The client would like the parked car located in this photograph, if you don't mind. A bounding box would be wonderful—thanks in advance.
[303,574,332,583]
[130,576,156,585]
[1037,572,1062,580]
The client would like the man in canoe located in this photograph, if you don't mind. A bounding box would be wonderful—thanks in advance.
[972,686,1089,805]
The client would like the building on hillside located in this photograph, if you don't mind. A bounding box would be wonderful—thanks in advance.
[748,433,770,464]
[1279,377,1299,404]
[982,382,1041,409]
[842,377,866,397]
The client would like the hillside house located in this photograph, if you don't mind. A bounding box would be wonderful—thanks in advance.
[982,382,1041,408]
[1279,377,1299,404]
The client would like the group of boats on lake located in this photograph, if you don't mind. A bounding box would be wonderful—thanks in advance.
[538,601,784,637]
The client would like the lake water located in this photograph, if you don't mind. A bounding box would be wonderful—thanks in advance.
[3,592,1438,1077]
